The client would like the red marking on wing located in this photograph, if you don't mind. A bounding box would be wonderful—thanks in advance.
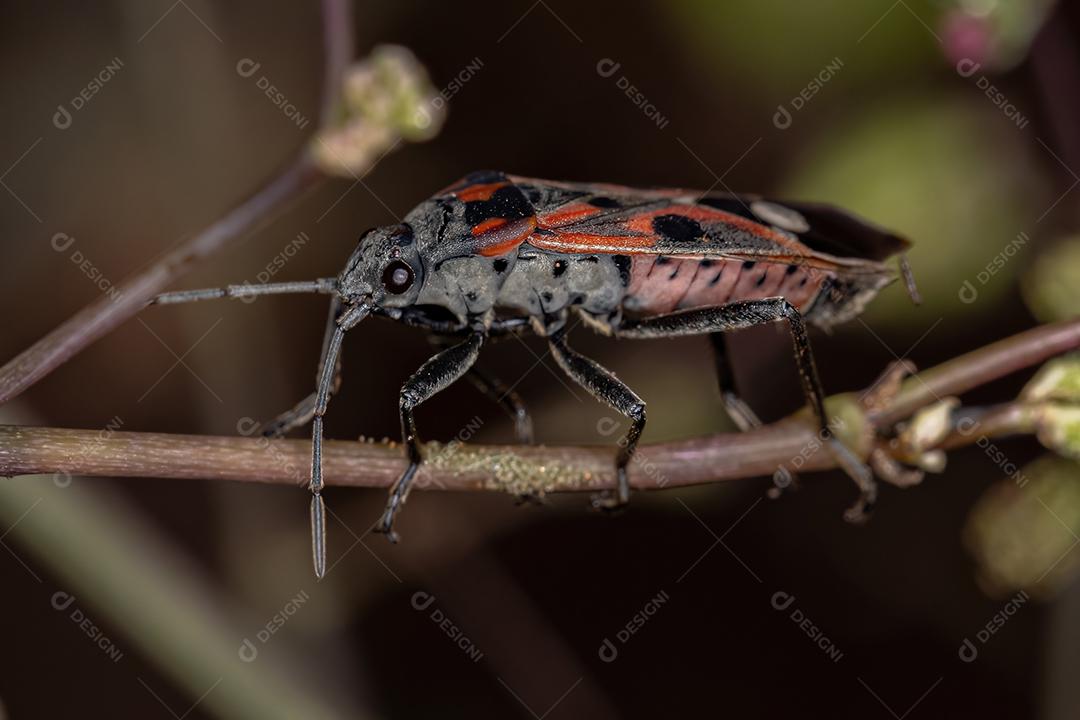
[472,217,507,235]
[475,216,538,257]
[528,201,816,257]
[455,182,508,202]
[529,231,657,253]
[536,202,604,228]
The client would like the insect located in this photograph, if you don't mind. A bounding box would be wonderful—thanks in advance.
[151,170,917,577]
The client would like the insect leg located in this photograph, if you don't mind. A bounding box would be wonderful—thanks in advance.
[427,336,533,444]
[260,297,344,438]
[709,333,764,432]
[618,299,876,519]
[464,365,539,504]
[466,367,534,445]
[309,303,369,578]
[151,278,338,305]
[376,331,486,541]
[548,330,646,510]
[709,333,796,492]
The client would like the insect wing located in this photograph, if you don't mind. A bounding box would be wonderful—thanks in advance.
[509,175,904,274]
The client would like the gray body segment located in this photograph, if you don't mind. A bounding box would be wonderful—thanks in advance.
[414,246,627,333]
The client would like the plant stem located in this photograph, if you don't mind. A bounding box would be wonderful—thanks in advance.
[0,0,354,407]
[875,318,1080,426]
[3,319,1076,494]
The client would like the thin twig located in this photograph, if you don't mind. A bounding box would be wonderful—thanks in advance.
[0,419,828,492]
[2,318,1076,493]
[877,318,1080,426]
[0,0,353,406]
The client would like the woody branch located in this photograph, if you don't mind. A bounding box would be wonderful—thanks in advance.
[0,0,353,406]
[1,319,1076,492]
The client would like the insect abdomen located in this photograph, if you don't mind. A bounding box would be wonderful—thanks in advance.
[623,256,828,316]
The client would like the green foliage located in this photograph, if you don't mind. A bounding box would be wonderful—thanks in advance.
[783,96,1044,326]
[965,455,1080,598]
[1022,236,1080,323]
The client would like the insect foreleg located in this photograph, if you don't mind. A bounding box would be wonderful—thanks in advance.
[376,331,486,541]
[260,297,344,438]
[618,299,876,519]
[548,330,646,510]
[309,302,369,578]
[151,278,338,305]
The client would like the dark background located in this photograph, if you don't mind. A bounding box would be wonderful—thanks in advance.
[1,1,1078,718]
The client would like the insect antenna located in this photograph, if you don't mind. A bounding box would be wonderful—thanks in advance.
[150,278,338,305]
[898,255,921,306]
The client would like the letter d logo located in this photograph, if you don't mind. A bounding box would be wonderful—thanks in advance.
[411,591,436,611]
[236,58,261,78]
[51,591,76,611]
[596,58,620,78]
[958,280,978,304]
[53,105,72,130]
[238,638,258,662]
[773,105,792,130]
[771,591,795,611]
[956,58,981,78]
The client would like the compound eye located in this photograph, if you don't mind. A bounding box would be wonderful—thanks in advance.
[382,260,414,294]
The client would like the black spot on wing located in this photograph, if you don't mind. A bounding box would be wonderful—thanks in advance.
[553,259,567,277]
[587,196,620,208]
[653,214,704,243]
[463,185,533,226]
[493,258,508,273]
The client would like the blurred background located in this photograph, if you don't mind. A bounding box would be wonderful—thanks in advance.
[1,0,1079,717]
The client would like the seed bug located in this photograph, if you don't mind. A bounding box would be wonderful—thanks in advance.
[151,170,918,577]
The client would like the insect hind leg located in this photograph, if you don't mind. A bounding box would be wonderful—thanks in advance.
[548,330,646,510]
[619,299,876,520]
[709,333,796,495]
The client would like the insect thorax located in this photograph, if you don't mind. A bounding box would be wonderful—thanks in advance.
[411,247,626,331]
